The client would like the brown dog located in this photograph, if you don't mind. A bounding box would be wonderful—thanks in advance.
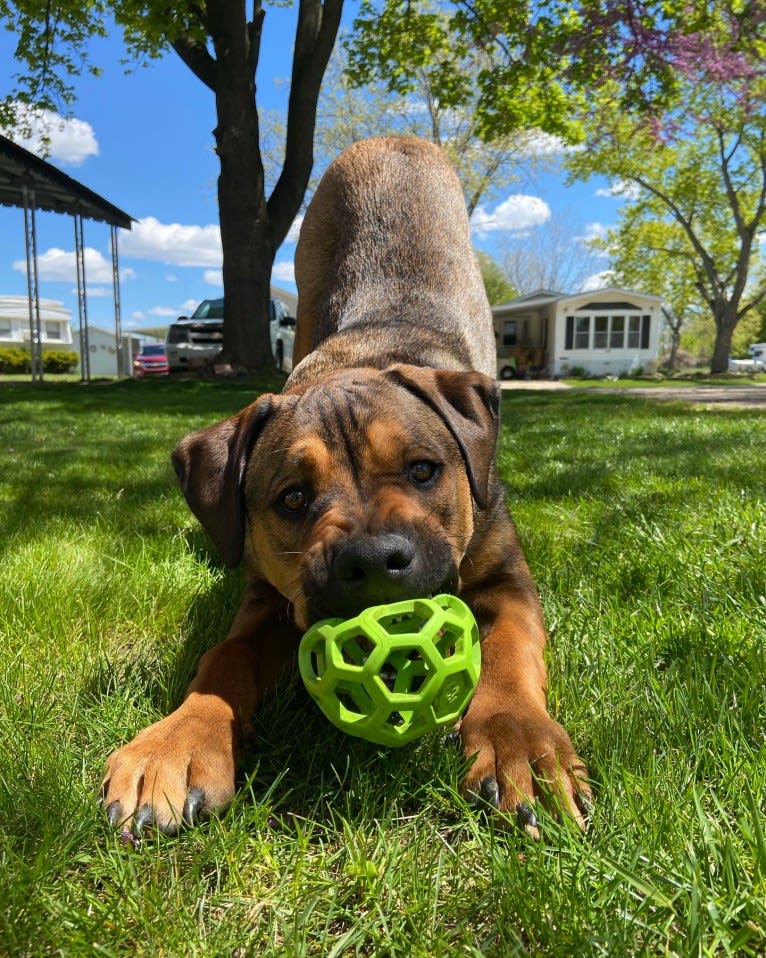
[102,137,590,835]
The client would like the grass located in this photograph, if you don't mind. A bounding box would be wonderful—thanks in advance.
[1,376,765,957]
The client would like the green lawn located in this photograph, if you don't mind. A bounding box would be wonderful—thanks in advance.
[1,377,764,957]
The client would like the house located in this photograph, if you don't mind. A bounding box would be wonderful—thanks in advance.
[77,325,142,378]
[0,295,73,350]
[492,287,663,379]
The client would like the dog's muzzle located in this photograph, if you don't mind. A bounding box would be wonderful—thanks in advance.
[304,531,458,622]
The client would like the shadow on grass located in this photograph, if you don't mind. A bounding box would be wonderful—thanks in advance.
[0,376,286,549]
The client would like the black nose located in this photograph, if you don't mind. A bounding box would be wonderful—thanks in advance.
[333,534,416,586]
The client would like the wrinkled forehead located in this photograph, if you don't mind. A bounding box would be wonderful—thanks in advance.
[251,370,455,487]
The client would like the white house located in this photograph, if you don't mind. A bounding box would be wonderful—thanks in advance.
[492,287,663,378]
[0,295,73,349]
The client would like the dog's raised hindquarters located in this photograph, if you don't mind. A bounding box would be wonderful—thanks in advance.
[102,137,591,835]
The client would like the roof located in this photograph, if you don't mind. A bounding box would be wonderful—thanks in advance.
[492,286,662,315]
[0,133,133,229]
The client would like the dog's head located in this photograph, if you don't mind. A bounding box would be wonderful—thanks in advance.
[172,365,499,629]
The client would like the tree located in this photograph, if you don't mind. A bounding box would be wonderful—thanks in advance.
[349,1,766,139]
[261,44,560,220]
[501,213,602,295]
[1,0,343,370]
[347,0,585,144]
[567,79,766,372]
[476,250,516,305]
[594,213,705,370]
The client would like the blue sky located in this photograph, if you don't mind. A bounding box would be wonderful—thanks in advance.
[0,4,623,336]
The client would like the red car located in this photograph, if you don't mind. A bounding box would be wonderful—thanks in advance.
[133,344,169,378]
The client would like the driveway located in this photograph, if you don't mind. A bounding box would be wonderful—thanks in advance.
[500,380,766,409]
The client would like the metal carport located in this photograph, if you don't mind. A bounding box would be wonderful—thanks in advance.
[0,133,134,381]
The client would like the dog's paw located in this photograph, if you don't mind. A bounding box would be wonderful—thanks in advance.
[459,709,591,836]
[101,707,237,834]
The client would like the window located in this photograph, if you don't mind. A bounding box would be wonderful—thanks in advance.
[610,316,625,349]
[45,322,62,340]
[594,316,608,349]
[628,316,641,348]
[0,319,11,336]
[575,316,590,349]
[502,320,517,347]
[641,315,651,349]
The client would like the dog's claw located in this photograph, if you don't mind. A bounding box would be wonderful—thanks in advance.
[133,804,155,834]
[479,776,501,808]
[516,802,538,831]
[106,800,123,827]
[183,788,206,826]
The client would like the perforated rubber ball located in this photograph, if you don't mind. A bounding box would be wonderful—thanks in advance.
[298,594,480,747]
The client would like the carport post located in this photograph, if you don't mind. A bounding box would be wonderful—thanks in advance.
[110,225,125,377]
[22,185,44,382]
[74,212,90,382]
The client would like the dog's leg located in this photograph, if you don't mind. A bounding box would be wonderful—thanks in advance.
[102,588,299,833]
[460,574,591,834]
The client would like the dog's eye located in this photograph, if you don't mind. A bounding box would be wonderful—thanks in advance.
[280,488,308,513]
[407,461,439,486]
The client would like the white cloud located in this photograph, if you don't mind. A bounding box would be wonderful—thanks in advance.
[203,269,223,286]
[272,260,296,284]
[13,247,136,283]
[2,103,99,167]
[470,194,551,235]
[120,216,222,268]
[129,300,197,326]
[595,180,641,200]
[579,271,614,291]
[516,131,569,157]
[579,222,611,243]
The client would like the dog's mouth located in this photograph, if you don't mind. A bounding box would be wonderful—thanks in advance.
[302,533,458,625]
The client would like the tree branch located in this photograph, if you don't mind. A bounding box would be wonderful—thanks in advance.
[268,0,344,247]
[172,35,217,92]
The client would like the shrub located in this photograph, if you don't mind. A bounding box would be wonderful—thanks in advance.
[0,347,30,374]
[43,350,79,374]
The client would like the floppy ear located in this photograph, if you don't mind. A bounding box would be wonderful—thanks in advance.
[385,365,500,509]
[171,395,274,567]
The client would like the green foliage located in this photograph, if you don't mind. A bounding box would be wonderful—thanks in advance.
[0,348,80,374]
[476,250,517,305]
[0,346,29,373]
[347,0,585,143]
[43,349,79,373]
[1,377,765,956]
[0,0,108,117]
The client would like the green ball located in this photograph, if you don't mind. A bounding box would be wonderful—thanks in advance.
[298,594,481,747]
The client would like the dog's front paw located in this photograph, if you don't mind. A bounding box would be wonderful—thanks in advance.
[102,705,237,834]
[460,708,591,836]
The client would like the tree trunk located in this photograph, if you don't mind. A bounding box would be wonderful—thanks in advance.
[710,304,737,374]
[668,328,680,371]
[211,1,274,371]
[175,0,343,371]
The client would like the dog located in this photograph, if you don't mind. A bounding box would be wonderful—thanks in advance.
[102,137,590,835]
